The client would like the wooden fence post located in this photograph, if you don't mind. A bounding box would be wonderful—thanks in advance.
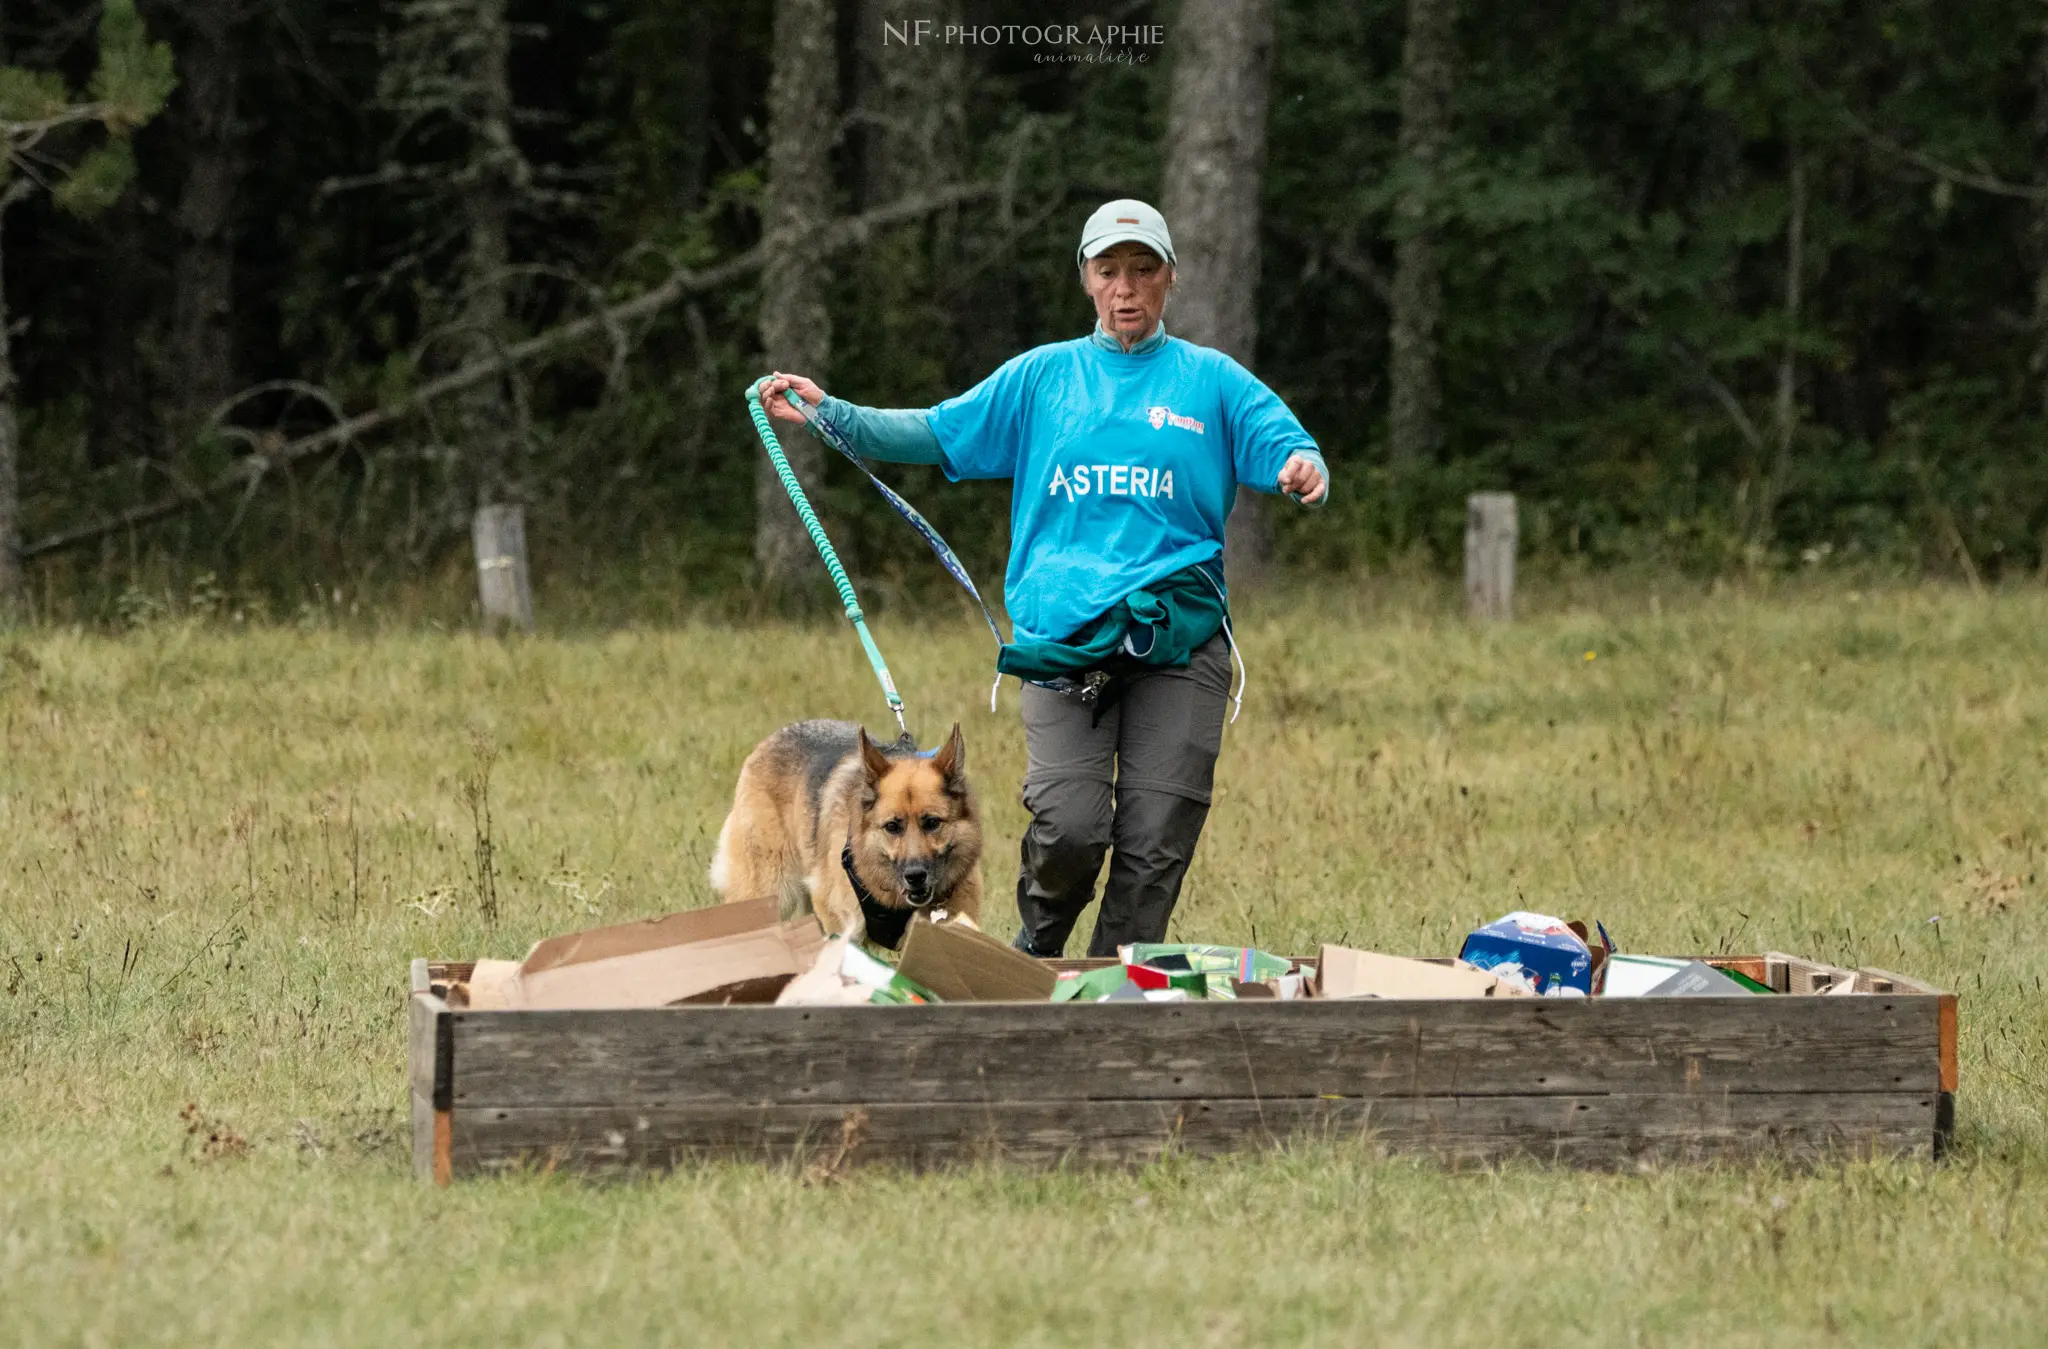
[472,504,533,632]
[1464,492,1516,621]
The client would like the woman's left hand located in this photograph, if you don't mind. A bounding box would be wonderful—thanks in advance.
[1278,454,1327,505]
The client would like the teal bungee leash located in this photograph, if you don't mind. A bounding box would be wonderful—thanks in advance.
[745,381,907,736]
[746,380,1006,737]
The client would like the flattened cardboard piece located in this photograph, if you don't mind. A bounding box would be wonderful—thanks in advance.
[519,897,781,974]
[507,898,826,1010]
[672,973,797,1005]
[1642,960,1752,997]
[1316,945,1505,1000]
[460,958,522,1009]
[899,919,1059,1002]
[1600,954,1690,998]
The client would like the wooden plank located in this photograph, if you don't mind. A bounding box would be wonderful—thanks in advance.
[407,992,447,1103]
[1856,965,1949,997]
[1767,951,1860,995]
[448,1091,1939,1175]
[1765,955,1791,993]
[410,1090,437,1184]
[472,504,534,632]
[1704,956,1769,984]
[434,1108,453,1186]
[1939,995,1958,1092]
[446,996,1942,1110]
[1464,492,1517,621]
[1855,968,1959,1090]
[410,958,430,995]
[408,994,454,1185]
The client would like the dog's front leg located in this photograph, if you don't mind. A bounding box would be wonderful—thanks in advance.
[803,863,863,938]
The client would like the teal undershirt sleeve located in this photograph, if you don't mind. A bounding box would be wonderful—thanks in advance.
[816,395,943,466]
[1288,447,1330,509]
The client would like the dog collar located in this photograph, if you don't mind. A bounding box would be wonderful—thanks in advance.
[843,844,912,950]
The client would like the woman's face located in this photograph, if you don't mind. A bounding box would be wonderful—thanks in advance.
[1082,242,1174,346]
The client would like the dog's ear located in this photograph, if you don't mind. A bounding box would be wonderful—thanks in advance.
[859,728,893,784]
[930,722,965,783]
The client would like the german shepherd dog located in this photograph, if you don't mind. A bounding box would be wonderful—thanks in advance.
[709,720,983,942]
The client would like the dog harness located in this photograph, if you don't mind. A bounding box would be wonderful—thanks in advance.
[841,844,914,950]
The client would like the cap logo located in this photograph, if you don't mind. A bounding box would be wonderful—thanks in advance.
[1116,217,1139,224]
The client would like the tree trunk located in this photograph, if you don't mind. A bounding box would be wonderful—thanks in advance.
[93,195,153,468]
[168,0,243,444]
[856,0,962,209]
[1161,0,1278,585]
[677,8,712,212]
[2031,9,2048,418]
[1756,141,1804,551]
[754,0,837,586]
[1388,0,1458,477]
[0,193,20,610]
[462,0,514,506]
[854,0,964,393]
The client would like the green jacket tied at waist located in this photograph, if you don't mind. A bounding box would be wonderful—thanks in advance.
[996,563,1225,682]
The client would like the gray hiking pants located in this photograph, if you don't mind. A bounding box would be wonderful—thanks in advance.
[1013,634,1233,958]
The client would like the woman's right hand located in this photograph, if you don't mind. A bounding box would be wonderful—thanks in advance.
[757,372,826,426]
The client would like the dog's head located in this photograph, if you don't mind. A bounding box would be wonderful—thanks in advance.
[854,723,979,910]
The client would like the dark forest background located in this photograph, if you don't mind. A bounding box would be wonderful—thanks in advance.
[2,0,2046,624]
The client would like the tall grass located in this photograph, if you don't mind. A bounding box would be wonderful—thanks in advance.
[2,579,2044,1345]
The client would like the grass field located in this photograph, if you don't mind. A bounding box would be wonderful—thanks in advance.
[3,578,2046,1346]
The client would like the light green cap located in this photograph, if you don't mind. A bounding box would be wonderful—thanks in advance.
[1076,198,1175,268]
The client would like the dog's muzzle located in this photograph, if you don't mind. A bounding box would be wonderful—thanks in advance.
[899,861,937,909]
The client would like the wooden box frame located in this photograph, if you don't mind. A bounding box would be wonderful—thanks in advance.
[407,953,1956,1182]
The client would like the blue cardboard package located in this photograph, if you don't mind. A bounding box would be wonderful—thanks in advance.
[1458,912,1596,995]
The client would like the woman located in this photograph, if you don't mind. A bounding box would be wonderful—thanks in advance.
[757,198,1328,958]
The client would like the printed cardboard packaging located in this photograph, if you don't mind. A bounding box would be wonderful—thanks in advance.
[1458,912,1600,995]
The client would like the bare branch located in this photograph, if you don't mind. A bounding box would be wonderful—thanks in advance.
[1834,101,2048,201]
[1325,233,1394,305]
[1,103,118,148]
[22,183,999,561]
[1791,57,2048,202]
[1608,296,1767,454]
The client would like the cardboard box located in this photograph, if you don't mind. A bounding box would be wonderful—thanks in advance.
[1600,954,1690,998]
[1050,964,1132,1003]
[458,959,521,1010]
[1316,945,1509,999]
[1458,912,1596,995]
[1643,961,1755,997]
[898,920,1058,1002]
[1121,944,1294,999]
[503,898,825,1010]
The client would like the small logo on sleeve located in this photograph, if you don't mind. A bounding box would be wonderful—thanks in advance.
[1146,405,1204,435]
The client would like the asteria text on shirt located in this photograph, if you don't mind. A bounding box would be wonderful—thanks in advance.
[1048,464,1174,501]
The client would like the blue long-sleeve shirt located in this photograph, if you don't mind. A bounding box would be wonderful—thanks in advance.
[812,322,1328,646]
